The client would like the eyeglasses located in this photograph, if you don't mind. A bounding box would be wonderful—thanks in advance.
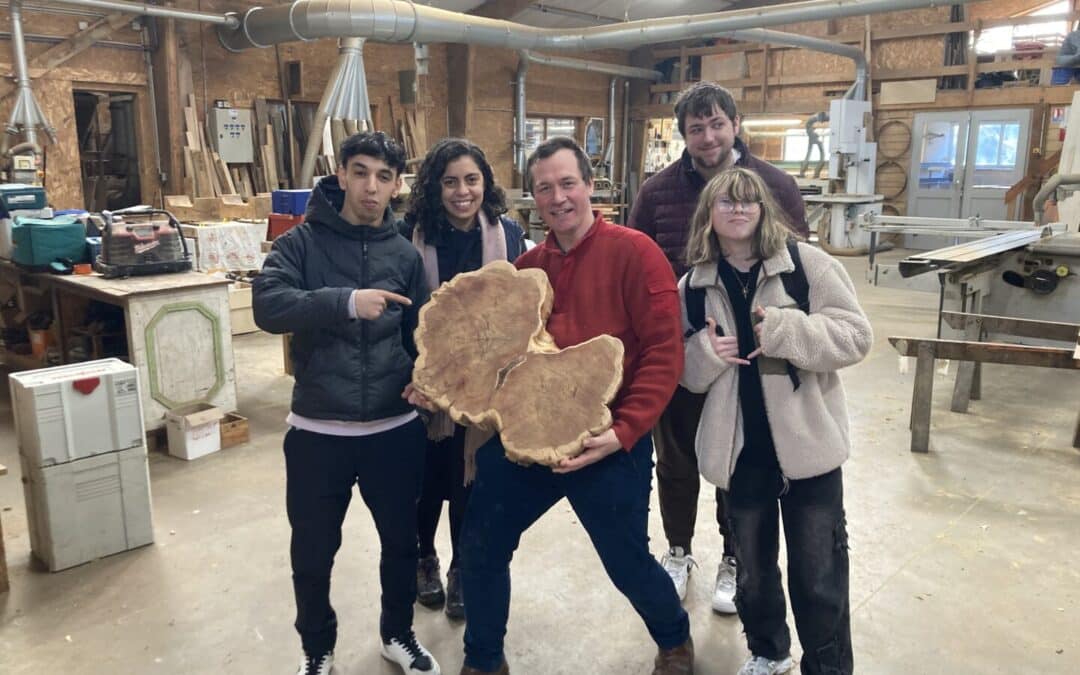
[714,199,761,213]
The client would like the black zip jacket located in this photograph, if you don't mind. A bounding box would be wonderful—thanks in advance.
[253,175,429,421]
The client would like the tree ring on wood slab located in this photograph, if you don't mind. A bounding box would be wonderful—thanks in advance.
[412,260,624,466]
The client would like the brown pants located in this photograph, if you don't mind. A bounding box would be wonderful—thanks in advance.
[653,385,733,556]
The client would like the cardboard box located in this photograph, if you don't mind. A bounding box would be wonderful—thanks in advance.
[229,281,258,335]
[165,403,225,460]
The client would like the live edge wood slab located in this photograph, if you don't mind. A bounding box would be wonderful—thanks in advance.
[412,261,623,466]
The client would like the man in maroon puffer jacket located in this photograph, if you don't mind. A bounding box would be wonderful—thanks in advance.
[628,81,807,615]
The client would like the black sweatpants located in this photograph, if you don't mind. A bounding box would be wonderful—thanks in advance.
[284,419,426,656]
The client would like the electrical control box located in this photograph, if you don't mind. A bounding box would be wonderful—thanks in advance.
[208,107,254,164]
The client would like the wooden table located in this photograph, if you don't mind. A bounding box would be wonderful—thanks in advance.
[890,312,1080,453]
[1,262,237,430]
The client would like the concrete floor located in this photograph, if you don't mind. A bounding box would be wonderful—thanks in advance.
[1,255,1078,675]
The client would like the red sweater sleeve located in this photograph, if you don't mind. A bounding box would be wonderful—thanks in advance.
[610,238,684,449]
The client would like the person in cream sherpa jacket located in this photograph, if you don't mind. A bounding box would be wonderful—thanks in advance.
[679,167,871,675]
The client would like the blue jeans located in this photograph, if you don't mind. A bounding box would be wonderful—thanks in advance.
[725,459,852,675]
[460,435,690,671]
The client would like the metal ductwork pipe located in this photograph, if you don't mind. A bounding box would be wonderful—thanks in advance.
[725,28,867,100]
[604,77,616,178]
[5,0,57,152]
[519,51,661,81]
[217,0,982,53]
[1034,174,1080,226]
[515,55,528,186]
[298,37,370,187]
[621,79,630,187]
[44,0,239,27]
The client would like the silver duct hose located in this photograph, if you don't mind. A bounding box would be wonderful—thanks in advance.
[604,77,615,178]
[217,0,982,53]
[515,55,528,184]
[1034,174,1080,226]
[725,28,867,101]
[298,37,370,187]
[43,0,239,27]
[621,79,630,187]
[4,0,56,154]
[518,51,661,81]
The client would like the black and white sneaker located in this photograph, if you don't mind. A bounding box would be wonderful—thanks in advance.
[295,650,333,675]
[380,631,441,674]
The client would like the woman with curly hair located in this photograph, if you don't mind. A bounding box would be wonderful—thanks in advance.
[401,137,527,621]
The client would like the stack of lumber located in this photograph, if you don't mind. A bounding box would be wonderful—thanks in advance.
[181,96,288,201]
[164,194,271,223]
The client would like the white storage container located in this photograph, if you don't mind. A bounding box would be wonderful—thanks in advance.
[165,402,225,461]
[9,358,144,468]
[21,445,154,571]
[1,207,54,259]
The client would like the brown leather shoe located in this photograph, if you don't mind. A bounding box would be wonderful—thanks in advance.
[459,659,509,675]
[653,636,694,675]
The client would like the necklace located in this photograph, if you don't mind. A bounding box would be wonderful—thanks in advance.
[732,266,756,299]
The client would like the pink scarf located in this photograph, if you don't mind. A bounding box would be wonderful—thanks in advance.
[411,210,507,482]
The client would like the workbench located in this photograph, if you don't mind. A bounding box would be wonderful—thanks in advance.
[0,262,237,431]
[890,312,1080,453]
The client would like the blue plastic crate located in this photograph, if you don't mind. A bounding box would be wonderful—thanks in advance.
[272,189,312,216]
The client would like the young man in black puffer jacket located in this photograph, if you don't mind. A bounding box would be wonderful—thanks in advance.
[253,131,441,675]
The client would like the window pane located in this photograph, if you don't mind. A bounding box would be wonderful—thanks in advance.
[918,122,959,189]
[1000,123,1020,167]
[781,128,830,163]
[524,118,544,156]
[975,123,1003,167]
[546,118,576,139]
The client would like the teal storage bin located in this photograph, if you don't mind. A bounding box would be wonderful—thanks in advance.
[0,184,47,212]
[11,216,87,270]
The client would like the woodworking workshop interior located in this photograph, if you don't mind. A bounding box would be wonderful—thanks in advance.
[0,1,1078,674]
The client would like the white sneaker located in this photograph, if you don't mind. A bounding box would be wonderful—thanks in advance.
[737,655,794,675]
[712,555,737,614]
[660,546,696,601]
[380,631,441,675]
[296,650,333,675]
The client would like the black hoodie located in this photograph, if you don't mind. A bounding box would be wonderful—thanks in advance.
[253,175,429,421]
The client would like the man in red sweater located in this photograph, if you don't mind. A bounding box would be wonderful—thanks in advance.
[457,137,693,675]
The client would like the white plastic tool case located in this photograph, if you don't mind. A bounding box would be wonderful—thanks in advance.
[9,358,144,468]
[21,445,154,571]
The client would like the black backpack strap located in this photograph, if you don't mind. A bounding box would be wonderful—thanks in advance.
[780,240,810,313]
[778,240,810,391]
[684,284,707,338]
[683,270,723,339]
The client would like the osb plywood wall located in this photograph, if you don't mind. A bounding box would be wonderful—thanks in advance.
[0,11,158,210]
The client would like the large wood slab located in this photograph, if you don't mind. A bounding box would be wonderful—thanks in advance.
[413,261,623,466]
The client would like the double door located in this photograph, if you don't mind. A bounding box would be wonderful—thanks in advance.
[907,109,1031,221]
